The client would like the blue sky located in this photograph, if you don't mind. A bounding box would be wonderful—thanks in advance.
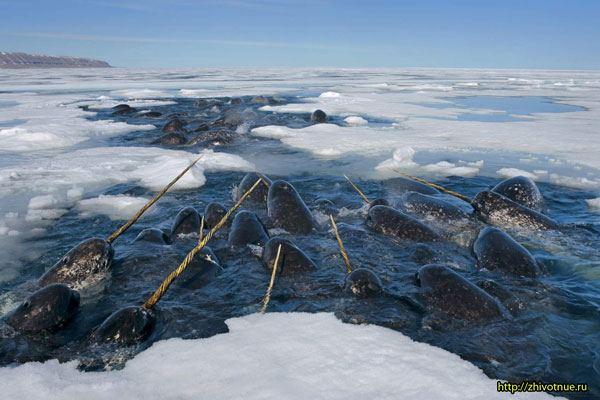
[1,0,599,69]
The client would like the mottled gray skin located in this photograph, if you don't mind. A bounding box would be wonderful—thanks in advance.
[224,110,243,126]
[140,111,162,118]
[262,237,317,275]
[267,180,317,234]
[383,176,440,196]
[94,306,154,345]
[476,279,522,315]
[133,228,170,245]
[416,264,507,321]
[369,198,390,209]
[39,238,113,291]
[162,118,185,133]
[344,268,383,298]
[313,198,337,215]
[366,205,441,242]
[187,130,235,147]
[111,105,136,116]
[251,95,268,104]
[170,207,202,240]
[310,109,327,123]
[228,211,269,247]
[472,191,558,230]
[235,172,272,205]
[473,227,540,278]
[401,191,473,222]
[176,247,220,290]
[152,132,187,145]
[204,202,230,229]
[492,176,543,211]
[2,284,80,332]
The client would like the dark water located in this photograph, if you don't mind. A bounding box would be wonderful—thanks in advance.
[1,96,599,398]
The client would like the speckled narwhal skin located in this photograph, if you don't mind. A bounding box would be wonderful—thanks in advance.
[169,206,202,240]
[38,238,113,291]
[235,172,272,206]
[492,176,543,211]
[93,306,154,345]
[267,180,317,234]
[473,227,541,278]
[228,211,269,247]
[401,191,473,222]
[366,205,441,242]
[471,190,558,230]
[2,284,80,332]
[344,268,383,298]
[416,264,508,321]
[262,237,317,274]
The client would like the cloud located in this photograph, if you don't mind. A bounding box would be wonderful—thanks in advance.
[9,31,375,52]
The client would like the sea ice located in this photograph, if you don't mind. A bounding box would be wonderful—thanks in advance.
[343,116,368,125]
[585,198,600,211]
[496,168,538,180]
[0,313,558,400]
[77,194,156,221]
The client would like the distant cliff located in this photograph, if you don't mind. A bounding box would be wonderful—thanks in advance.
[0,52,111,69]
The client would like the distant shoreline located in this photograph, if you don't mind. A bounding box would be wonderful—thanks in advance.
[0,52,111,69]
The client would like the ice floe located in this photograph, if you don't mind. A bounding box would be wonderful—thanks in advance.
[0,313,557,400]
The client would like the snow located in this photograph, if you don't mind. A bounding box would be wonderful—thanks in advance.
[586,198,600,211]
[0,147,253,250]
[28,195,60,210]
[0,313,557,400]
[0,93,156,152]
[375,146,481,177]
[256,70,600,172]
[77,195,156,221]
[110,88,173,99]
[178,88,209,97]
[319,91,341,98]
[496,168,538,180]
[344,116,368,125]
[375,146,419,169]
[251,124,404,157]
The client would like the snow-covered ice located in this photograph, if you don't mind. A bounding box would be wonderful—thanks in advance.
[0,313,557,400]
[77,194,156,221]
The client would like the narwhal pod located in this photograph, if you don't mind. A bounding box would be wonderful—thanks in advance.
[471,191,558,230]
[267,180,317,234]
[366,205,441,242]
[234,172,272,206]
[170,206,202,241]
[228,211,269,247]
[400,191,473,222]
[38,237,113,291]
[93,306,155,345]
[344,268,383,298]
[473,227,541,278]
[2,284,80,332]
[262,237,317,274]
[416,264,508,321]
[492,176,543,211]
